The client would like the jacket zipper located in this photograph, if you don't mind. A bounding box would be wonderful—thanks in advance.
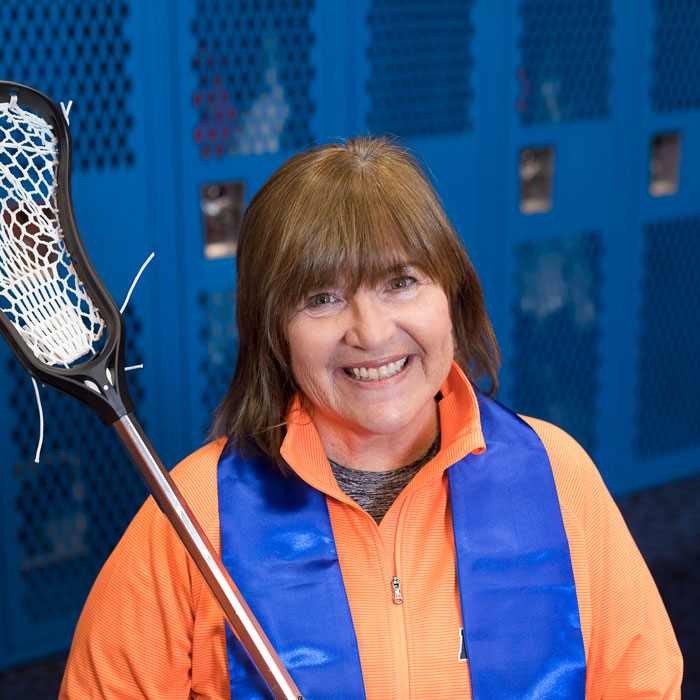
[390,495,412,697]
[333,492,412,696]
[361,517,409,700]
[391,575,403,604]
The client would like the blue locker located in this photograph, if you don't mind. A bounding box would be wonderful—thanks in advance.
[0,0,698,670]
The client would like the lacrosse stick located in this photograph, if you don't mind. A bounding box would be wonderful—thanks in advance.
[0,81,303,700]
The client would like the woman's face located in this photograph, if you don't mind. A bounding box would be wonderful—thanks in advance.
[287,263,454,444]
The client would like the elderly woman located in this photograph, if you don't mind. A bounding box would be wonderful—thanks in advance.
[60,137,681,699]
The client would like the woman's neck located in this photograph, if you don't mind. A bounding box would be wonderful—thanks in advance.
[314,400,440,472]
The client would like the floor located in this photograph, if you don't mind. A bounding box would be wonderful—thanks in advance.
[617,475,700,697]
[1,475,698,699]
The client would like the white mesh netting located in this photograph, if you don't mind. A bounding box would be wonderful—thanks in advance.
[0,96,104,367]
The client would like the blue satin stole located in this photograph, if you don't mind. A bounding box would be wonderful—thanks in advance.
[217,396,586,699]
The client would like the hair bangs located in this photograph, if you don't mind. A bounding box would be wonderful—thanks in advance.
[279,166,453,311]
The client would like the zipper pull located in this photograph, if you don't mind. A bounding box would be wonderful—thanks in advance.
[391,575,403,605]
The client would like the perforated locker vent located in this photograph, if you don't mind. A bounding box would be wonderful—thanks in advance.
[636,217,700,458]
[0,1,135,170]
[366,0,475,137]
[199,290,238,435]
[191,0,315,159]
[516,0,613,124]
[509,233,604,456]
[9,307,147,621]
[650,0,700,112]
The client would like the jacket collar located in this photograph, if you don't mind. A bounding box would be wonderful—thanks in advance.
[279,361,486,500]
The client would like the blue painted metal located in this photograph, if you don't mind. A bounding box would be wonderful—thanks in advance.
[0,0,186,669]
[0,0,698,671]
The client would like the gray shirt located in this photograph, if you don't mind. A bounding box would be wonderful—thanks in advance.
[328,436,441,523]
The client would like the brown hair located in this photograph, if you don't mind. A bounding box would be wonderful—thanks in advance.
[211,136,500,463]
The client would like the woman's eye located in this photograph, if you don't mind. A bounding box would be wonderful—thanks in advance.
[388,276,416,290]
[307,292,337,307]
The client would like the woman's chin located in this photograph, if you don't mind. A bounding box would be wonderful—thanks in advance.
[341,399,438,442]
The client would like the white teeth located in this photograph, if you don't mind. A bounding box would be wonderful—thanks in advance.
[345,357,409,381]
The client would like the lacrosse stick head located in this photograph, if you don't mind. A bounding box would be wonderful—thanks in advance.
[0,81,134,425]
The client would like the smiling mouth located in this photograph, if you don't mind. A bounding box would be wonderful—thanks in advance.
[342,356,409,381]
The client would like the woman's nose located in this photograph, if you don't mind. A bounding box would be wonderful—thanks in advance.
[344,292,396,350]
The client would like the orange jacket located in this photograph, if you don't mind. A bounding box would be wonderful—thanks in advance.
[60,364,682,699]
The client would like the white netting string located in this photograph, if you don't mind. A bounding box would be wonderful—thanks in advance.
[0,97,104,367]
